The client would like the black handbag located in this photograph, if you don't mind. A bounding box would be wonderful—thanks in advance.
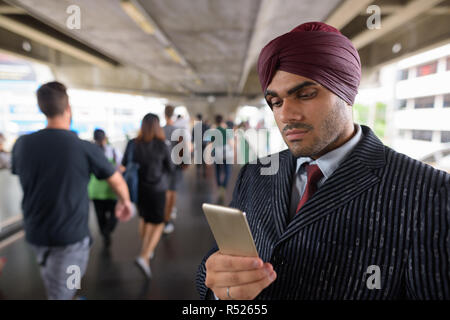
[123,139,139,203]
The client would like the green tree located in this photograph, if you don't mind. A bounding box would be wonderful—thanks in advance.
[353,102,386,139]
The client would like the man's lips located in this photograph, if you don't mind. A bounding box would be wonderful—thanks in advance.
[285,129,309,141]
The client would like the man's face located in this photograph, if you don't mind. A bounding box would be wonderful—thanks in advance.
[265,70,352,159]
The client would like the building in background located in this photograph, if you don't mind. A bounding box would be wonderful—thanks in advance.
[354,43,450,172]
[391,44,450,171]
[0,53,51,150]
[0,53,168,151]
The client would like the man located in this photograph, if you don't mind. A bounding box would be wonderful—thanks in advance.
[12,82,132,300]
[162,105,183,234]
[196,22,450,300]
[192,113,210,178]
[211,114,232,203]
[0,133,11,169]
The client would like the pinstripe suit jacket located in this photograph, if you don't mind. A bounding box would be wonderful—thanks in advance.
[196,125,450,300]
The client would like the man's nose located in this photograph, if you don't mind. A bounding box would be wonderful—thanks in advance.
[279,98,304,124]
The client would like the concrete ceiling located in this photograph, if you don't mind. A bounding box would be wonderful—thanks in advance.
[0,0,449,114]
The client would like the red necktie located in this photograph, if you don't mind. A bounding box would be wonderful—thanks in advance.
[296,163,323,213]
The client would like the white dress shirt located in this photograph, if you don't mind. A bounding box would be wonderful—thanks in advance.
[288,124,363,219]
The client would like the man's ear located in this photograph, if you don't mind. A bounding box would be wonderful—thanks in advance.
[66,104,72,116]
[66,104,73,125]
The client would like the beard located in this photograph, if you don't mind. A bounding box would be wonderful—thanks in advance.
[285,99,349,159]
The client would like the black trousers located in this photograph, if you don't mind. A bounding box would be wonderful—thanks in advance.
[92,199,118,237]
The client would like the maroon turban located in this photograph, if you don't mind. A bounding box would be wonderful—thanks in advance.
[257,21,361,105]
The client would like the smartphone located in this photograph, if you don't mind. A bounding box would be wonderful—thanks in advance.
[202,203,259,257]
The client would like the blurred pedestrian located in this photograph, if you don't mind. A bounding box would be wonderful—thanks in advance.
[11,82,132,300]
[211,115,232,202]
[88,129,123,248]
[162,105,183,234]
[0,257,6,276]
[191,114,209,178]
[0,133,11,169]
[226,118,234,130]
[122,113,174,278]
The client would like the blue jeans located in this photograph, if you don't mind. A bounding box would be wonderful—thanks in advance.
[215,164,231,188]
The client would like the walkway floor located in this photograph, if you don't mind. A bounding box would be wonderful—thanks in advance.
[0,164,240,299]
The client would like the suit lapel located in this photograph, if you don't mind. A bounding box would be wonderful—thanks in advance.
[270,149,296,238]
[276,125,386,244]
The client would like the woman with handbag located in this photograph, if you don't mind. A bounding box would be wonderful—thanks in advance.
[122,113,174,279]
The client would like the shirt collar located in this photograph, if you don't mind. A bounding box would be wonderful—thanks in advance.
[296,124,362,179]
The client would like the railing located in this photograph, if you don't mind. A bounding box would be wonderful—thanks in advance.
[419,143,450,170]
[0,169,23,240]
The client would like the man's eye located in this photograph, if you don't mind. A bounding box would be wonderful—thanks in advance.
[270,99,282,107]
[297,91,317,99]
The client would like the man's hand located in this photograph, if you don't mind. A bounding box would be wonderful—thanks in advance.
[106,171,132,222]
[205,251,277,300]
[115,200,133,222]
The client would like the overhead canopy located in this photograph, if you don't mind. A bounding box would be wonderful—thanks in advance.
[0,0,449,114]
